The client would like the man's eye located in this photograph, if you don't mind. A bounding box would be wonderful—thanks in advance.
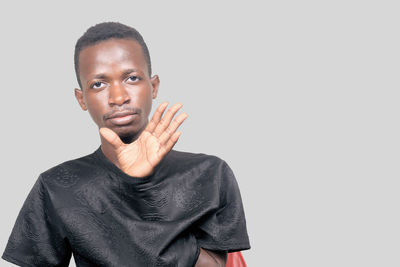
[128,76,140,83]
[91,82,104,89]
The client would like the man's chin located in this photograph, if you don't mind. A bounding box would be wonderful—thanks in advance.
[112,125,144,143]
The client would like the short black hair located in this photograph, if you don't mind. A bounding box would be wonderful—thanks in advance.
[74,22,152,88]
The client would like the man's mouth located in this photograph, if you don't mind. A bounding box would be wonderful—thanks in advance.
[106,110,140,126]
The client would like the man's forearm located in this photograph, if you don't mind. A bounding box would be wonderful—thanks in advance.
[195,248,227,267]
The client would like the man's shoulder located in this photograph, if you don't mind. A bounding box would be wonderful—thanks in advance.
[39,150,101,188]
[167,149,225,165]
[162,150,229,174]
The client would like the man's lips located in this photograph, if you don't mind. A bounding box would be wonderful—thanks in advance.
[108,110,137,119]
[105,110,139,126]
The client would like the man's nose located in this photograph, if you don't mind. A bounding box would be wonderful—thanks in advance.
[108,82,130,106]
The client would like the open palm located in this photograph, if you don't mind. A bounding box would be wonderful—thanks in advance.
[99,102,188,177]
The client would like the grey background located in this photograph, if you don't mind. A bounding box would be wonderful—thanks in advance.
[0,1,399,266]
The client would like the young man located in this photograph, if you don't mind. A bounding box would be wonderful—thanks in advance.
[2,22,250,266]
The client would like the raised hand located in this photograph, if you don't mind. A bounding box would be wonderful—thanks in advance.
[99,102,188,177]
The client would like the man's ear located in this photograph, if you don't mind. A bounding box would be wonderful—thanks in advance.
[74,88,87,111]
[150,75,160,99]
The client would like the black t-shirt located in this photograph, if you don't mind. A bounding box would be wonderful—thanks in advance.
[2,148,250,266]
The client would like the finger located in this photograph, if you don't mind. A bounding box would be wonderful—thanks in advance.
[153,103,183,138]
[99,127,124,150]
[158,131,182,158]
[158,112,188,145]
[145,102,169,133]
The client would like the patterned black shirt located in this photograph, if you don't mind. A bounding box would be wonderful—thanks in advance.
[3,148,250,266]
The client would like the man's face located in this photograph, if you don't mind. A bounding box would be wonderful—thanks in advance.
[75,38,159,142]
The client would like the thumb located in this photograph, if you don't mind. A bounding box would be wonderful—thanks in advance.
[99,127,123,150]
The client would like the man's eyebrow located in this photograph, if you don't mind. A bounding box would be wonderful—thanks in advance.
[91,73,108,79]
[89,69,142,81]
[122,68,141,76]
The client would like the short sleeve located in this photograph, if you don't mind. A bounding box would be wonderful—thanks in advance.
[194,161,250,252]
[2,175,72,267]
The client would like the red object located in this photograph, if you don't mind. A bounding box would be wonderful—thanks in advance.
[226,252,247,267]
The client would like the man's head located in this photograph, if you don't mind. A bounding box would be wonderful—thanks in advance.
[74,22,160,143]
[74,22,152,88]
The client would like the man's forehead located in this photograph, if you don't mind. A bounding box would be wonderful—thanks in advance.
[80,39,144,63]
[79,39,147,77]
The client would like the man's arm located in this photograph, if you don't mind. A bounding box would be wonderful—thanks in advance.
[195,248,227,267]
